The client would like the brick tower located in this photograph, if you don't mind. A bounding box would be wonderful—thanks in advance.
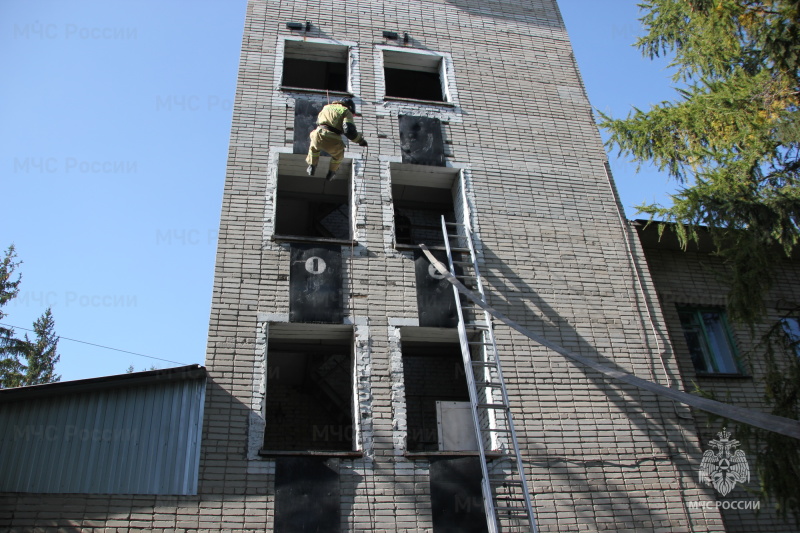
[200,0,724,531]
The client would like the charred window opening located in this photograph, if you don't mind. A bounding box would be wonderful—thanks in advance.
[399,116,446,167]
[263,325,354,452]
[274,457,341,532]
[289,244,343,324]
[401,335,471,452]
[430,457,488,532]
[275,156,352,242]
[283,40,349,93]
[392,165,458,248]
[383,50,445,102]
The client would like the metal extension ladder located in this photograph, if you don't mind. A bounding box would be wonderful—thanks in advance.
[440,216,538,533]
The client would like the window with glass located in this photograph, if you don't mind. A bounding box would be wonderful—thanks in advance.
[678,307,742,374]
[780,317,800,357]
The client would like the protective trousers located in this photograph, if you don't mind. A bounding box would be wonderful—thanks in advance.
[306,128,345,172]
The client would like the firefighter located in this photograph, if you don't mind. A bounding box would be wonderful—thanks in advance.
[306,98,368,181]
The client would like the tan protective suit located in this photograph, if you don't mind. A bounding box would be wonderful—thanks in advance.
[306,102,364,173]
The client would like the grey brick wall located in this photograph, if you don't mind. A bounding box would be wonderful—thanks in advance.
[639,231,800,533]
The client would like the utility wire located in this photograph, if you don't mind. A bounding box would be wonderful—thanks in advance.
[0,322,190,366]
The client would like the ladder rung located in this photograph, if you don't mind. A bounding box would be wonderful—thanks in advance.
[439,217,536,531]
[490,453,521,460]
[477,403,509,409]
[493,507,530,514]
[489,479,524,485]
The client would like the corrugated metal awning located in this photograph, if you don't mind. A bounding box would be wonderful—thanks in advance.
[0,365,206,495]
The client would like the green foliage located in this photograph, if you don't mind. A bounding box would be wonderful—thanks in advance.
[601,0,800,521]
[0,245,61,389]
[0,245,26,386]
[22,308,60,385]
[600,0,800,324]
[732,317,800,522]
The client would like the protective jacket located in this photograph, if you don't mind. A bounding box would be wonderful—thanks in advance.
[316,103,364,144]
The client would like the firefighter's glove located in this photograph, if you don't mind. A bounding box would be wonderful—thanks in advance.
[358,139,368,147]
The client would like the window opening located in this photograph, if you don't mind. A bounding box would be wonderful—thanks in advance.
[263,325,354,452]
[275,155,352,241]
[283,40,349,93]
[401,336,472,452]
[383,50,445,102]
[678,307,742,374]
[392,165,458,248]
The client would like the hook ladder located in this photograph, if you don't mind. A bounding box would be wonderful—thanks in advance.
[439,216,538,533]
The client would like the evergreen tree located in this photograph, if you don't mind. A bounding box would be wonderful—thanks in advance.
[600,0,800,324]
[600,0,799,520]
[0,246,25,387]
[0,245,61,388]
[23,308,60,385]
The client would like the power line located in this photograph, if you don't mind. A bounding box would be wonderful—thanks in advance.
[0,323,190,366]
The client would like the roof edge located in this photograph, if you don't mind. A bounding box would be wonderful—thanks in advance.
[631,219,716,253]
[0,364,206,403]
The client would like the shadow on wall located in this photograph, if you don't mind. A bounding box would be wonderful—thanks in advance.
[444,0,564,27]
[474,241,711,525]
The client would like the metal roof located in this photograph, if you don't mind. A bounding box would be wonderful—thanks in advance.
[0,364,206,402]
[0,365,206,495]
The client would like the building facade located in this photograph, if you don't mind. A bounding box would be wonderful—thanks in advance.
[7,0,794,531]
[636,222,800,533]
[201,0,719,529]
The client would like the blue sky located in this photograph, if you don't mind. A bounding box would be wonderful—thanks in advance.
[1,1,679,382]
